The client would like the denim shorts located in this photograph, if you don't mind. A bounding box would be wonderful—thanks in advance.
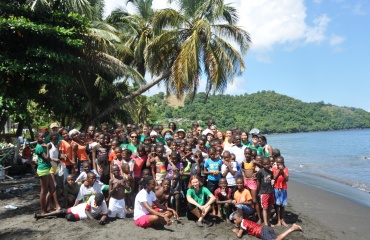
[229,204,254,220]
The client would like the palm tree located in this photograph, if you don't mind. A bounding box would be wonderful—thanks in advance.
[93,0,251,122]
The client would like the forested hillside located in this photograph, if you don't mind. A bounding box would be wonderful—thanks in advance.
[149,91,370,133]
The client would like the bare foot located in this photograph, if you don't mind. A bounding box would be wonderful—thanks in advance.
[257,219,262,225]
[276,221,282,226]
[291,223,303,232]
[282,220,288,227]
[217,213,222,218]
[226,218,231,224]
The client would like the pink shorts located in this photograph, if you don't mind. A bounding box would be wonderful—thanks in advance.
[260,193,275,209]
[134,214,152,228]
[244,179,257,191]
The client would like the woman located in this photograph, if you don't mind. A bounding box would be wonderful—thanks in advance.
[168,122,177,132]
[139,125,149,143]
[134,176,178,228]
[59,129,74,177]
[122,132,139,155]
[70,129,89,174]
[216,131,225,147]
[186,175,216,227]
[241,131,249,146]
[209,125,217,136]
[259,135,273,157]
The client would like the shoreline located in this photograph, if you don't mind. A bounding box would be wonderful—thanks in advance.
[1,177,370,239]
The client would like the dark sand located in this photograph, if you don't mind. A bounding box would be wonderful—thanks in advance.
[0,176,369,240]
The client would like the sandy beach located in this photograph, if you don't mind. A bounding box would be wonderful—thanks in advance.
[0,176,369,240]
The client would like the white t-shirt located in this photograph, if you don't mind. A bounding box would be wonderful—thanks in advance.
[75,170,101,182]
[133,189,157,220]
[76,182,102,203]
[49,143,59,167]
[228,145,246,165]
[70,195,107,220]
[221,161,238,186]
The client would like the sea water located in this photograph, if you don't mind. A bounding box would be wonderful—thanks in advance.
[266,129,370,207]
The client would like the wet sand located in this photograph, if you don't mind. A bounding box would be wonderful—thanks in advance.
[0,176,369,240]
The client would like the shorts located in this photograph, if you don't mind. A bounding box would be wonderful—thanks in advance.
[244,179,257,191]
[50,162,58,174]
[108,197,126,218]
[37,169,50,177]
[67,203,88,221]
[207,180,219,193]
[229,204,254,220]
[260,225,277,240]
[156,173,166,185]
[274,188,288,207]
[260,193,274,209]
[134,214,152,228]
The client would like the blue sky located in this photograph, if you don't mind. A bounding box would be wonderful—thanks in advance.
[104,0,370,111]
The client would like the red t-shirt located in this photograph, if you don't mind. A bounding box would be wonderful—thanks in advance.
[109,151,116,162]
[241,219,263,238]
[132,155,147,178]
[272,168,289,190]
[214,187,232,200]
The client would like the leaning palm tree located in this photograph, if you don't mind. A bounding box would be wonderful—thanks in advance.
[93,0,251,122]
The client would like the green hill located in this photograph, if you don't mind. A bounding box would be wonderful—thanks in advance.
[148,91,370,133]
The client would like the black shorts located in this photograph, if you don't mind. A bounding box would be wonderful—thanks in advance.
[207,180,219,194]
[260,226,277,240]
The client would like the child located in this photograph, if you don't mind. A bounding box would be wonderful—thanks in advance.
[214,178,232,221]
[75,161,100,183]
[257,158,275,226]
[231,211,302,239]
[108,164,130,219]
[273,156,289,227]
[109,145,121,167]
[154,178,171,207]
[35,132,54,215]
[190,150,204,180]
[169,171,182,214]
[132,144,147,193]
[204,147,223,215]
[181,145,193,193]
[48,132,62,211]
[138,169,150,191]
[35,193,108,225]
[63,174,79,208]
[21,141,36,173]
[215,145,224,160]
[242,147,261,223]
[122,163,134,212]
[149,146,168,185]
[74,172,102,205]
[166,151,183,180]
[221,151,237,189]
[229,176,253,222]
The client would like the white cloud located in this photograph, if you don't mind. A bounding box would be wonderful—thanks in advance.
[352,2,368,16]
[304,14,331,44]
[330,35,345,46]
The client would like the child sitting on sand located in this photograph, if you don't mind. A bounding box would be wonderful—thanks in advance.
[231,211,302,239]
[63,174,80,208]
[214,178,232,221]
[74,172,102,205]
[273,156,289,227]
[35,193,108,224]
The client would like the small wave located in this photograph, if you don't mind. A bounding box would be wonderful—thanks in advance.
[309,173,370,193]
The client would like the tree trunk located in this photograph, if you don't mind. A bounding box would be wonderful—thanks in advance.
[90,70,171,124]
[16,119,24,137]
[27,122,35,141]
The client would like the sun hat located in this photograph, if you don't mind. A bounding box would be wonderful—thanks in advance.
[161,128,174,136]
[177,129,186,134]
[150,131,158,136]
[50,123,59,129]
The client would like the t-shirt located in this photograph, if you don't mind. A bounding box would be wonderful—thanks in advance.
[273,167,289,190]
[76,182,102,203]
[214,187,232,200]
[93,144,109,158]
[59,140,73,166]
[233,188,252,204]
[227,145,246,165]
[241,219,263,238]
[246,143,263,156]
[221,162,238,186]
[256,168,274,194]
[134,189,157,220]
[186,186,212,206]
[204,158,223,181]
[166,162,183,180]
[75,170,100,182]
[120,143,138,155]
[108,151,116,162]
[190,161,204,177]
[35,144,51,170]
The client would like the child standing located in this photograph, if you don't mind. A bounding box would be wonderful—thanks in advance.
[204,147,223,215]
[221,151,237,189]
[108,165,130,219]
[273,156,289,227]
[257,158,275,226]
[122,163,134,212]
[166,151,183,179]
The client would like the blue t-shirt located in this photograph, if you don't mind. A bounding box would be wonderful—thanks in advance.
[204,158,222,181]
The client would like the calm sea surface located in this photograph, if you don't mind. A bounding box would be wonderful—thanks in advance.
[266,129,370,207]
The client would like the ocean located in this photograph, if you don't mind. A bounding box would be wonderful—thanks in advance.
[266,129,370,208]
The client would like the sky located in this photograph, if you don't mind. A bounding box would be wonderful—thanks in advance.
[103,0,370,111]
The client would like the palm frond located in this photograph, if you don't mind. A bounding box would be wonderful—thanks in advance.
[212,24,251,54]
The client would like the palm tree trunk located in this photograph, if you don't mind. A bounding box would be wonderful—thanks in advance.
[90,69,171,123]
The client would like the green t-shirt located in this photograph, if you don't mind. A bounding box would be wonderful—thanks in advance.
[120,143,138,154]
[246,143,263,156]
[35,144,51,170]
[186,186,212,206]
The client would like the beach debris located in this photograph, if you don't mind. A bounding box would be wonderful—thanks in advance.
[4,205,17,209]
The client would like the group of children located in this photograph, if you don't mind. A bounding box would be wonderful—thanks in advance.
[32,122,302,239]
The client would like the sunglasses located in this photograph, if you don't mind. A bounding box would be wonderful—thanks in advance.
[130,136,138,138]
